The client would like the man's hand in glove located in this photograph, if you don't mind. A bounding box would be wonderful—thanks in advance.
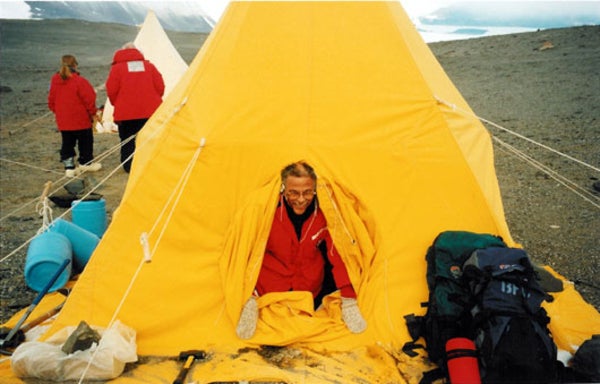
[236,296,258,339]
[341,297,367,333]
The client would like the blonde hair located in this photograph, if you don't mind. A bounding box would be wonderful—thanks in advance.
[59,54,78,80]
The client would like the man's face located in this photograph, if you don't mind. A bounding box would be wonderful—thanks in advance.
[284,175,316,215]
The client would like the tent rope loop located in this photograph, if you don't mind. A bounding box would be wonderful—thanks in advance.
[35,181,54,234]
[140,232,152,263]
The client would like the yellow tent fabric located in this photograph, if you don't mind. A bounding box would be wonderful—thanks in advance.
[58,0,516,350]
[100,10,189,131]
[4,1,594,382]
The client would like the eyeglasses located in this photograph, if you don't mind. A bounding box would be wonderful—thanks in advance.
[285,190,316,199]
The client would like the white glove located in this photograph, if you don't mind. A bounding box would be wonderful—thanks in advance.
[341,297,367,334]
[236,296,258,339]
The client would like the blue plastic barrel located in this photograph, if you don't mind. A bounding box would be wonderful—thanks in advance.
[49,218,99,271]
[24,231,72,292]
[71,198,107,238]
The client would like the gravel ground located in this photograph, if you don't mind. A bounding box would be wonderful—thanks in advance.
[430,25,600,312]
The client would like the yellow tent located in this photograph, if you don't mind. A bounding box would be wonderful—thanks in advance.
[100,10,189,132]
[5,1,598,382]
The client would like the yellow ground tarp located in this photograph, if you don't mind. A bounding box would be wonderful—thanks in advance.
[2,269,598,383]
[2,1,598,383]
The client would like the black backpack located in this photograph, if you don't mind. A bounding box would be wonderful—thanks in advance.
[571,334,600,382]
[403,230,507,382]
[463,246,558,383]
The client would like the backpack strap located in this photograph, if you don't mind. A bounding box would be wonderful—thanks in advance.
[404,314,424,340]
[402,340,425,357]
[402,314,426,357]
[419,367,446,384]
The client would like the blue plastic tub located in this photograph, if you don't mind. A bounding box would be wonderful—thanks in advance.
[49,218,99,271]
[71,198,107,238]
[24,231,72,292]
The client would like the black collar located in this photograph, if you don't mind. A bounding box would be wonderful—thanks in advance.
[283,197,316,239]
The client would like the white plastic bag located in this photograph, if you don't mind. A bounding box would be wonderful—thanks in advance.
[11,320,137,381]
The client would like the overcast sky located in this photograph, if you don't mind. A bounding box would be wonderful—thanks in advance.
[1,0,598,22]
[196,0,600,23]
[0,1,457,20]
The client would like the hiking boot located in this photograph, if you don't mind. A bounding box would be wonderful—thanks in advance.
[63,157,78,177]
[79,162,102,173]
[63,156,75,168]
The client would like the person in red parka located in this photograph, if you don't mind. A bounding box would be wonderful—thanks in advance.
[105,43,165,173]
[236,161,367,339]
[48,54,101,177]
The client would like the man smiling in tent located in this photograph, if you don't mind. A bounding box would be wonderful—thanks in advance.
[236,161,367,339]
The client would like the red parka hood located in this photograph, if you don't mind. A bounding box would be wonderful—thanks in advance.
[106,47,165,121]
[112,48,145,64]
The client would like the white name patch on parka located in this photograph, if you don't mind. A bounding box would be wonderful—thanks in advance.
[127,61,145,72]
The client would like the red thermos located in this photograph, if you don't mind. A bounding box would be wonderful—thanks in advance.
[445,337,481,384]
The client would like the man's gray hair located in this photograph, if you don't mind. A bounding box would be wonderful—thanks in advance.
[121,42,136,49]
[281,161,317,182]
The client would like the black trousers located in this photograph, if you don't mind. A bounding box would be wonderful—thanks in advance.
[60,128,94,166]
[117,118,148,173]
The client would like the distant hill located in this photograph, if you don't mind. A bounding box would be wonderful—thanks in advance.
[421,1,600,28]
[25,1,214,33]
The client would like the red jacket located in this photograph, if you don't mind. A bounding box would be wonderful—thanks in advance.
[48,71,97,131]
[256,198,356,299]
[105,48,165,121]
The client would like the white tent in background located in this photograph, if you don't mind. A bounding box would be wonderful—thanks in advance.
[99,10,189,132]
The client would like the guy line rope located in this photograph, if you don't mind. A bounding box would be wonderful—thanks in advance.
[0,90,597,377]
[3,95,598,264]
[435,96,600,210]
[76,100,198,384]
[0,133,135,223]
[0,94,194,381]
[0,125,136,264]
[493,137,600,209]
[0,134,136,264]
[0,81,116,221]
